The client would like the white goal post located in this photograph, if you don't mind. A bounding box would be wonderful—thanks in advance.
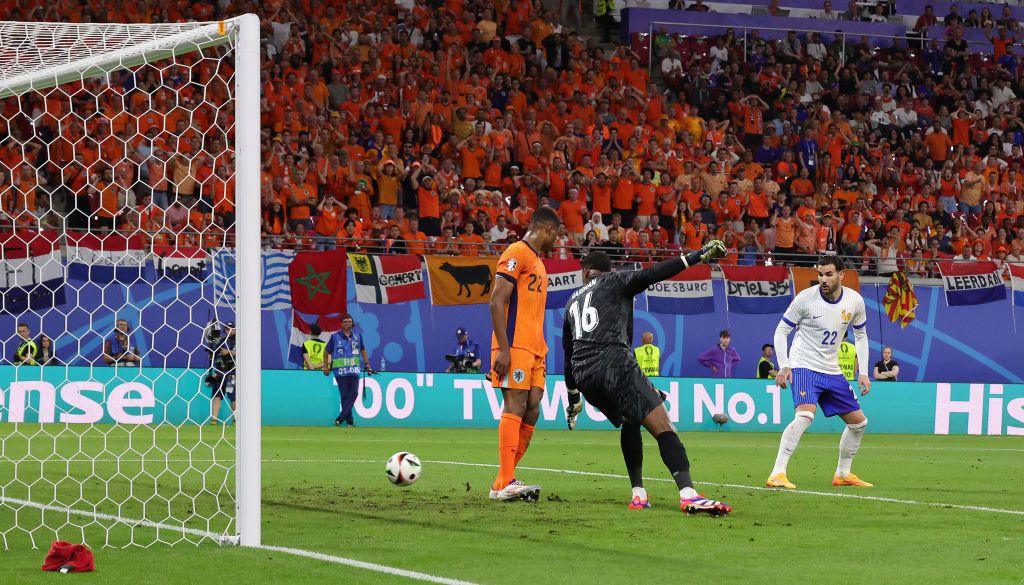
[0,14,261,547]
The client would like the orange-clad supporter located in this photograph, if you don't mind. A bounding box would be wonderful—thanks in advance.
[402,217,430,256]
[590,173,612,215]
[558,189,589,242]
[488,206,559,499]
[457,221,486,257]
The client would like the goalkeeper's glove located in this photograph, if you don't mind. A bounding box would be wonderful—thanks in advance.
[365,366,379,376]
[698,239,728,263]
[566,388,583,430]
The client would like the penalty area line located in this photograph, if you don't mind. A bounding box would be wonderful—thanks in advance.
[261,458,1024,517]
[427,460,1024,517]
[0,496,479,585]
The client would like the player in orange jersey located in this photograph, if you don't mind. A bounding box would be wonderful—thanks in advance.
[488,206,561,501]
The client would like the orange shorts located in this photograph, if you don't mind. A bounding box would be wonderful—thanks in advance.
[489,348,546,390]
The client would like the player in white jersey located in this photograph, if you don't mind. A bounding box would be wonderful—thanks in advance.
[766,256,874,489]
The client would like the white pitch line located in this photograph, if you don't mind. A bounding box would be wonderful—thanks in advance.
[428,460,1024,517]
[0,497,479,585]
[268,436,1024,453]
[0,496,231,542]
[258,545,478,585]
[249,458,1024,518]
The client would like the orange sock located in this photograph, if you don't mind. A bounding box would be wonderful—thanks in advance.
[514,422,535,467]
[493,412,522,491]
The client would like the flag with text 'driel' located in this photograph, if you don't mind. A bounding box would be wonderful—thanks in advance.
[720,265,792,313]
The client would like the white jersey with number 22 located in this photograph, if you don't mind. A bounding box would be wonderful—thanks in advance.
[777,286,868,376]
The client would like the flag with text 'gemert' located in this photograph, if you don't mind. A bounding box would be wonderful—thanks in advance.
[719,265,792,313]
[1007,264,1024,307]
[0,231,64,314]
[425,255,498,306]
[349,253,425,304]
[65,232,147,283]
[938,261,1006,306]
[542,258,583,309]
[645,263,714,315]
[882,270,918,328]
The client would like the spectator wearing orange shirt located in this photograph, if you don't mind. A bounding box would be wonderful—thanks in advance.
[558,188,590,243]
[458,221,485,256]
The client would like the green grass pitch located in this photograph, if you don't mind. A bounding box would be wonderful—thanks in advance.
[1,425,1022,584]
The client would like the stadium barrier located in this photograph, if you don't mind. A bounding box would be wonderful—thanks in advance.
[1,367,1021,436]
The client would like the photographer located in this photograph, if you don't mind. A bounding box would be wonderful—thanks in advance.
[204,320,237,425]
[446,327,481,373]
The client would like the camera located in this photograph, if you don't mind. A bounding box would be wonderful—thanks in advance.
[445,353,479,374]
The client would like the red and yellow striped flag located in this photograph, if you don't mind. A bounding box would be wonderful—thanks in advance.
[882,271,918,328]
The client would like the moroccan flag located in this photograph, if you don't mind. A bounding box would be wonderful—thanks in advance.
[288,249,347,315]
[349,253,425,304]
[790,266,860,294]
[542,258,583,309]
[425,255,498,305]
[882,271,918,328]
[937,261,1006,306]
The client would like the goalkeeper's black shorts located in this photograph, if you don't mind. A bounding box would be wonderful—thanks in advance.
[571,346,664,428]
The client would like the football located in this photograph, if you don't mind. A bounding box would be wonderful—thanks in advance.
[385,452,422,487]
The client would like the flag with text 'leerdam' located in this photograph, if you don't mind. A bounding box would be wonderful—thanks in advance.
[938,261,1006,306]
[425,255,498,306]
[542,258,582,309]
[645,263,714,315]
[882,271,918,328]
[349,253,425,304]
[719,265,792,313]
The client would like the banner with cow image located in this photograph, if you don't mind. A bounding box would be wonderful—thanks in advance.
[425,255,498,306]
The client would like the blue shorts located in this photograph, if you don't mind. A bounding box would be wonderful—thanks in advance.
[791,368,860,417]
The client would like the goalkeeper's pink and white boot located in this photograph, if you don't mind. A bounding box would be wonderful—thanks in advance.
[680,493,732,516]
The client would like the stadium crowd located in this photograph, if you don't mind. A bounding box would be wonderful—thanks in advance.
[3,0,1024,277]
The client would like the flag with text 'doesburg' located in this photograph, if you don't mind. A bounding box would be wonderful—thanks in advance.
[425,255,498,305]
[349,253,425,304]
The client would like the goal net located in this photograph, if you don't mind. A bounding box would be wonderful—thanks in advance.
[0,15,261,548]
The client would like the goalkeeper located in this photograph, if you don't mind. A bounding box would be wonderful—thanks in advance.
[205,323,237,425]
[563,243,732,516]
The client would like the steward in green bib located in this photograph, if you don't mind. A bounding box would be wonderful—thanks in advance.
[302,324,327,370]
[634,332,660,377]
[13,323,38,366]
[838,340,857,381]
[757,344,777,379]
